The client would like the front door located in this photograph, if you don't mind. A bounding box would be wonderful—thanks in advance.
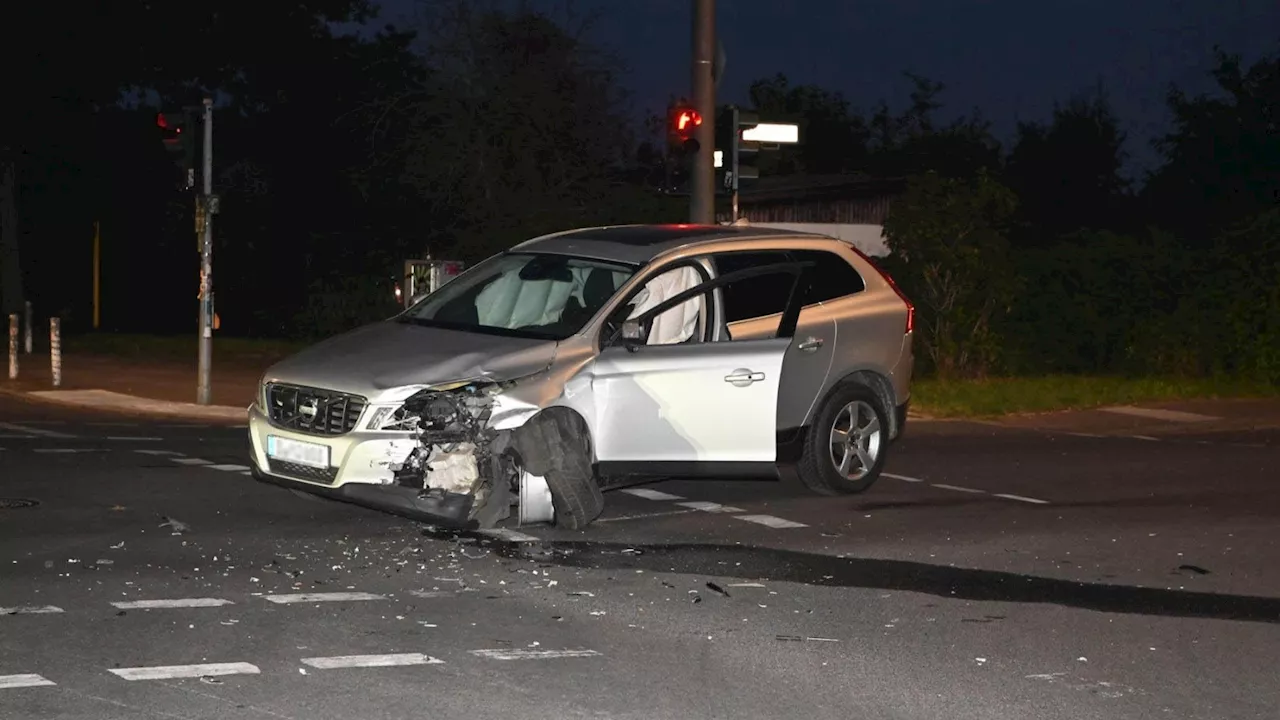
[590,337,790,463]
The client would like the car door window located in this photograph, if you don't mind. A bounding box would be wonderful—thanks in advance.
[789,249,866,304]
[711,251,794,324]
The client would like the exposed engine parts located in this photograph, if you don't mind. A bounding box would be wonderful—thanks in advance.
[387,382,515,524]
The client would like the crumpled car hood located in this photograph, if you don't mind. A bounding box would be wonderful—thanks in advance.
[262,320,558,401]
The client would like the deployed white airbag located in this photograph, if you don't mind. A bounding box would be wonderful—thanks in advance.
[627,266,703,345]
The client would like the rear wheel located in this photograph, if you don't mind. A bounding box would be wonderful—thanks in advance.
[796,383,890,495]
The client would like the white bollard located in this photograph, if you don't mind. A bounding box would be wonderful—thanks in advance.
[7,313,17,380]
[23,301,32,354]
[49,318,61,388]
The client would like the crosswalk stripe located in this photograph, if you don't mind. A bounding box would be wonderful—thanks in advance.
[301,653,444,669]
[109,662,260,681]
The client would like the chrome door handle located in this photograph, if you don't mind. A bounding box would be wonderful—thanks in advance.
[797,337,825,352]
[724,369,766,386]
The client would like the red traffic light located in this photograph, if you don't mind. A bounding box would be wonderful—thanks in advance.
[671,107,702,139]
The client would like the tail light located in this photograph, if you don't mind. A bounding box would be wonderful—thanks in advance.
[877,268,915,335]
[845,245,915,335]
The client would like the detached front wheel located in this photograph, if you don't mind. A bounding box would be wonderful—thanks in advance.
[796,383,890,495]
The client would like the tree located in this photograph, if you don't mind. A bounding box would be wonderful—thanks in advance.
[881,170,1019,378]
[868,74,1003,179]
[1005,85,1133,243]
[370,1,644,261]
[1144,48,1280,243]
[745,74,871,175]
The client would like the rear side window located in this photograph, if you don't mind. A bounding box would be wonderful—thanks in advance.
[790,249,866,304]
[710,251,793,323]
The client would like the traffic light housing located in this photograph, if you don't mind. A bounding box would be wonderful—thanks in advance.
[157,109,197,188]
[663,102,703,194]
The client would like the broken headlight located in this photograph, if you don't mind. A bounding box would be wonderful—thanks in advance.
[363,380,492,432]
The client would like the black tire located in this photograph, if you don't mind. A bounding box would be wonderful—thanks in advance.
[796,382,891,495]
[515,410,604,530]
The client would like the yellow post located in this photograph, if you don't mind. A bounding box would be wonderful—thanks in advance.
[92,221,101,329]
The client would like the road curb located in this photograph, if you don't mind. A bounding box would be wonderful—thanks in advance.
[6,387,247,422]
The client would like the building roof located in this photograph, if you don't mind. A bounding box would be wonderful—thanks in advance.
[511,223,827,265]
[740,173,908,204]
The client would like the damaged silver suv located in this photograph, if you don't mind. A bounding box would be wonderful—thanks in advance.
[247,224,915,530]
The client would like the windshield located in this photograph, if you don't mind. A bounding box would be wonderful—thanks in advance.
[399,252,637,341]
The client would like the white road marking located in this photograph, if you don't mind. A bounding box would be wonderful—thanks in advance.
[408,590,456,599]
[135,449,184,456]
[676,501,743,513]
[1,605,64,615]
[206,464,251,472]
[470,649,601,660]
[0,674,55,689]
[109,662,260,681]
[883,472,926,483]
[88,422,138,427]
[596,509,698,523]
[34,448,103,454]
[1130,435,1161,441]
[263,592,385,604]
[301,653,444,669]
[476,528,541,543]
[993,493,1051,505]
[111,598,234,610]
[0,422,75,438]
[171,457,212,465]
[620,488,686,501]
[106,436,162,442]
[1101,405,1219,422]
[1065,432,1106,438]
[735,514,808,529]
[931,483,985,494]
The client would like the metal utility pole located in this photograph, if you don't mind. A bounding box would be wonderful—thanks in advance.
[196,98,215,405]
[690,0,716,224]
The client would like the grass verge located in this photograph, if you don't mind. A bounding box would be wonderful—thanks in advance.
[911,375,1279,418]
[61,333,307,363]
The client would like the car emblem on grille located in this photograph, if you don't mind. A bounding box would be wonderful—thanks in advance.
[299,398,319,419]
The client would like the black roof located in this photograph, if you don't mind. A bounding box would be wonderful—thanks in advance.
[512,223,827,265]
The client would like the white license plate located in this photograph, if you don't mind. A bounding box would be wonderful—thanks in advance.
[266,435,331,469]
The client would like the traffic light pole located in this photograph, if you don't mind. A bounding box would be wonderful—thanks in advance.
[690,0,716,224]
[730,105,740,222]
[197,98,214,405]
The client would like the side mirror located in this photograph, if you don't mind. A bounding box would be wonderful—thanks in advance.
[607,318,647,352]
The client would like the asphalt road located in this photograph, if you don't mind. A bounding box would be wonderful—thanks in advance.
[1,393,1277,720]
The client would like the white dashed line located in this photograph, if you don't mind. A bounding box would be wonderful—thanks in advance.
[1065,432,1107,438]
[0,674,56,689]
[0,422,75,438]
[1,605,63,615]
[106,436,163,442]
[993,493,1051,505]
[263,592,386,604]
[882,472,926,483]
[111,598,234,610]
[620,488,686,501]
[171,457,212,465]
[470,649,602,660]
[109,662,260,681]
[597,509,699,523]
[1130,435,1161,442]
[301,653,444,669]
[34,448,103,454]
[676,501,743,513]
[206,464,251,472]
[735,514,808,529]
[476,528,541,543]
[135,449,184,456]
[931,483,985,494]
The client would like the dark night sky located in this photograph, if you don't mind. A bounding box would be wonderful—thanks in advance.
[369,0,1280,180]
